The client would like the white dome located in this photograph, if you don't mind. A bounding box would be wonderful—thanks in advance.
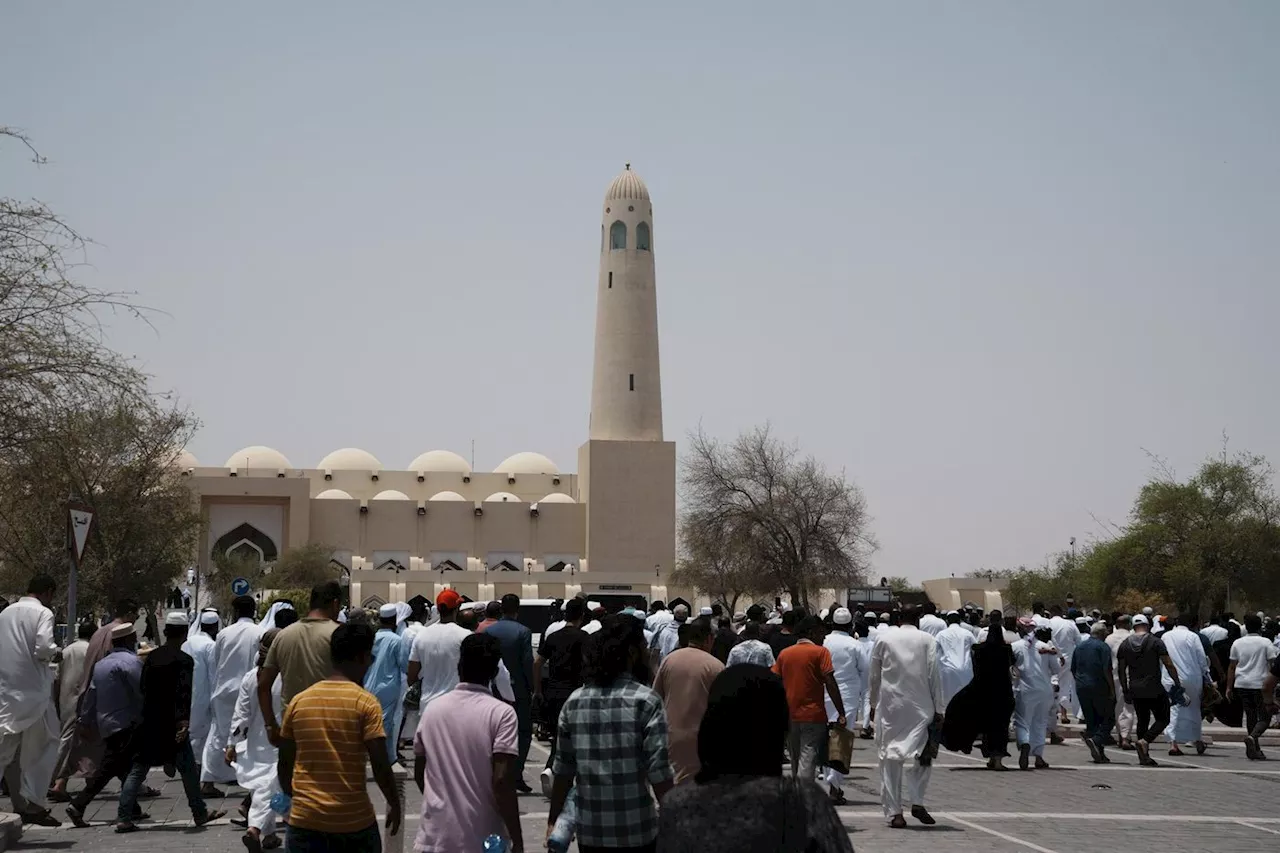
[371,489,410,501]
[316,488,354,500]
[224,445,292,469]
[428,490,467,502]
[172,449,199,469]
[494,452,558,475]
[484,491,522,503]
[317,447,382,471]
[407,450,472,473]
[605,164,650,202]
[538,493,576,504]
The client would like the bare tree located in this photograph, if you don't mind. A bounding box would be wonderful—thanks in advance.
[1,127,150,452]
[681,425,877,611]
[670,510,772,614]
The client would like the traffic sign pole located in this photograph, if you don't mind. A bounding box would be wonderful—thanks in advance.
[65,500,95,646]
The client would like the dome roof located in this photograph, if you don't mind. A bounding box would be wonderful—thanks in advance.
[484,491,522,503]
[316,488,354,500]
[428,490,467,502]
[538,493,576,504]
[494,452,558,475]
[371,489,410,501]
[224,445,292,469]
[173,449,199,469]
[605,164,650,202]
[407,450,472,473]
[317,447,382,471]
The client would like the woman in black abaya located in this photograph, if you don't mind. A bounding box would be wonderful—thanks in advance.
[941,609,1016,770]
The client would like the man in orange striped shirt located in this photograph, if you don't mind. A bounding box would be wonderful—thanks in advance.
[278,623,402,853]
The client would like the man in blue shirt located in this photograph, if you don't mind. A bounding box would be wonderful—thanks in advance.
[68,623,143,827]
[480,594,534,792]
[1070,621,1116,764]
[364,604,407,764]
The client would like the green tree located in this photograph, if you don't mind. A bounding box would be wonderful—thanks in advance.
[1084,453,1280,616]
[0,389,203,613]
[681,425,877,611]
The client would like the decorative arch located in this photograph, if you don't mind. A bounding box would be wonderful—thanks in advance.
[609,220,627,250]
[636,221,651,251]
[492,560,521,572]
[434,559,464,572]
[361,594,386,609]
[213,523,278,563]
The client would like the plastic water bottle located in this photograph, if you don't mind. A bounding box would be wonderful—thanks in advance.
[268,791,291,815]
[547,787,578,853]
[482,834,508,852]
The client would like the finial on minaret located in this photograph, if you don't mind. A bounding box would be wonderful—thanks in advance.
[625,162,631,170]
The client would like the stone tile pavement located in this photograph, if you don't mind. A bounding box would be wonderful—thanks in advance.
[10,736,1280,852]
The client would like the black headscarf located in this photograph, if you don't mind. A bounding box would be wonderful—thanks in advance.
[695,664,789,783]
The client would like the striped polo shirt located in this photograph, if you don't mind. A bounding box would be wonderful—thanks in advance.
[280,678,385,833]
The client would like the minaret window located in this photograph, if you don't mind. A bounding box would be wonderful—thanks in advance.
[636,222,651,251]
[629,373,635,391]
[609,220,627,250]
[608,271,612,289]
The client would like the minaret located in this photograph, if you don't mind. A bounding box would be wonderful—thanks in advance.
[589,164,663,442]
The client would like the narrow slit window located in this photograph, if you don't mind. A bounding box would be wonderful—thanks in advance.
[629,374,635,391]
[608,271,612,289]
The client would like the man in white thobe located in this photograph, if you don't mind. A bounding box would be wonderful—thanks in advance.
[857,621,878,737]
[869,608,943,828]
[227,628,284,851]
[1047,605,1080,721]
[935,612,975,710]
[1012,619,1061,770]
[1104,615,1136,748]
[1162,615,1209,754]
[822,608,866,802]
[0,575,61,825]
[202,596,261,788]
[182,610,219,769]
[257,599,295,638]
[918,604,947,637]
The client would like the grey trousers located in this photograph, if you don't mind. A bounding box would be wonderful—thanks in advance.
[789,722,828,783]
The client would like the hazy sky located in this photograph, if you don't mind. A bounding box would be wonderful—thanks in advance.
[4,2,1277,581]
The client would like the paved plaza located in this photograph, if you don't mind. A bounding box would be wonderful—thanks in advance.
[11,735,1280,853]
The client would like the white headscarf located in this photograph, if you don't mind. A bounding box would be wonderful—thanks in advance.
[258,600,296,632]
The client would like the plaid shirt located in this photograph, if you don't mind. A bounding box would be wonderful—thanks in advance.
[552,675,673,847]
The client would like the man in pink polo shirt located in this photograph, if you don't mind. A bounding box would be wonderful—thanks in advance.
[413,633,523,852]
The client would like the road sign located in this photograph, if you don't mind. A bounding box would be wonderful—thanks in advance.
[231,577,251,596]
[68,503,95,563]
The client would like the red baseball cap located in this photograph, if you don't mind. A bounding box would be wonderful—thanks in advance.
[436,589,463,610]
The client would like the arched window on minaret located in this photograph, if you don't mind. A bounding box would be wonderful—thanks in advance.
[636,222,651,251]
[609,220,627,250]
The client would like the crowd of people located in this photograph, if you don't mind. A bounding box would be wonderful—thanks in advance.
[1,573,1279,852]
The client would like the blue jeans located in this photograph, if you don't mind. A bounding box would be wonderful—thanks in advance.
[119,739,206,823]
[286,823,381,853]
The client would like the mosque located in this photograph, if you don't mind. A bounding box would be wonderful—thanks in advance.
[179,166,676,610]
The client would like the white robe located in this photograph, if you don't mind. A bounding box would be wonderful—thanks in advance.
[1161,626,1208,743]
[918,614,947,637]
[1048,616,1080,715]
[229,669,283,834]
[869,625,943,762]
[934,624,975,709]
[823,630,865,724]
[0,597,59,737]
[201,617,260,782]
[181,631,217,760]
[0,596,60,811]
[398,622,424,741]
